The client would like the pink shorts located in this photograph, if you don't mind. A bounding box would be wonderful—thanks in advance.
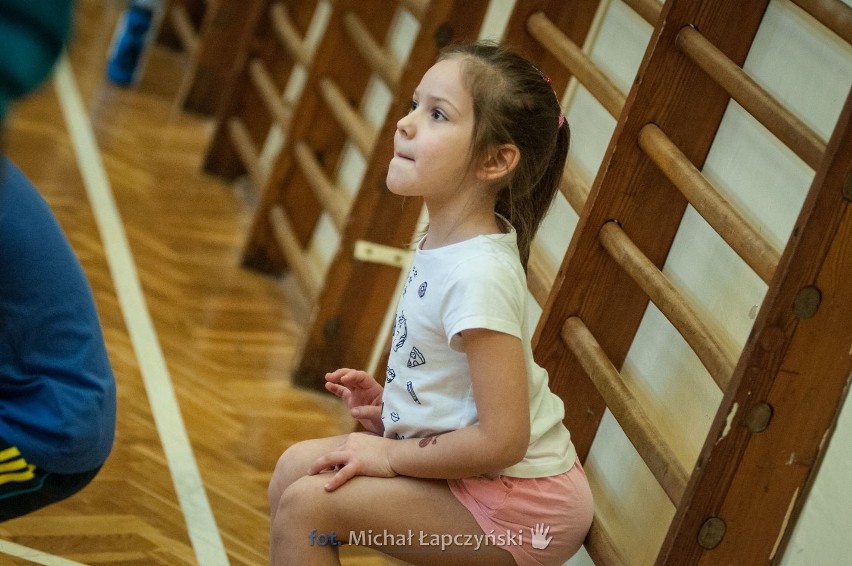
[448,459,594,566]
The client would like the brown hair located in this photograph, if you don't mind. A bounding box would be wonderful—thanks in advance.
[439,42,569,269]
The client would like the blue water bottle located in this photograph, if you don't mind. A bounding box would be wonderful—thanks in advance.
[106,0,161,86]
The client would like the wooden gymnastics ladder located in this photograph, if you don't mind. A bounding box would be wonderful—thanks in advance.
[157,0,208,57]
[156,0,268,115]
[201,0,326,184]
[227,0,491,387]
[510,0,851,563]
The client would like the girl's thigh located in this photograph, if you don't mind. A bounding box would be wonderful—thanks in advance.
[273,472,517,566]
[271,434,349,480]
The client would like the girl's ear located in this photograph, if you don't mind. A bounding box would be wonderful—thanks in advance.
[477,144,520,182]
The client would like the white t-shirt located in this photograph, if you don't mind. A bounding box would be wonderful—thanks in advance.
[381,228,576,478]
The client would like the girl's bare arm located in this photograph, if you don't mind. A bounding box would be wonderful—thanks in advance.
[387,328,530,478]
[310,329,530,489]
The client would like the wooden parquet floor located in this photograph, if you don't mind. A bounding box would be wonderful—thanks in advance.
[0,2,395,564]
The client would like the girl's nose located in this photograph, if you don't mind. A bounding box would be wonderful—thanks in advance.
[397,113,414,138]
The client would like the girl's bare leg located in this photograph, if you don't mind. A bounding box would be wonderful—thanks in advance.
[270,471,516,566]
[268,435,348,525]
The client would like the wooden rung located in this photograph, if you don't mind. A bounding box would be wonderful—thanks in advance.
[399,0,428,21]
[249,59,294,128]
[561,162,591,216]
[585,513,628,566]
[676,26,826,170]
[790,0,852,45]
[527,163,590,307]
[527,244,556,308]
[638,124,781,284]
[598,222,735,390]
[526,11,626,119]
[170,3,200,54]
[293,141,350,231]
[270,2,312,67]
[318,77,378,157]
[343,12,403,90]
[226,117,264,187]
[269,205,319,301]
[621,0,664,26]
[353,240,412,268]
[561,316,689,505]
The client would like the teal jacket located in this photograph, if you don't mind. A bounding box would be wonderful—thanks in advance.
[0,0,73,122]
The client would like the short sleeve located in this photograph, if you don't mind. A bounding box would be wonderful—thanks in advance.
[440,250,526,346]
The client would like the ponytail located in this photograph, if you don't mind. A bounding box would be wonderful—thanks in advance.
[498,122,569,270]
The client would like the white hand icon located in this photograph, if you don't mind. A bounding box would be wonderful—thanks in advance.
[530,523,552,550]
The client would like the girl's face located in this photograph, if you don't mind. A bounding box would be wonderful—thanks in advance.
[386,58,477,204]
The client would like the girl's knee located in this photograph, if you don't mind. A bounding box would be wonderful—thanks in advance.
[269,443,305,508]
[270,476,342,564]
[268,438,335,509]
[272,440,319,481]
[274,474,334,528]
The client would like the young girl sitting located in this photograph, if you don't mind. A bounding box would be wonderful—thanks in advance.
[268,41,594,566]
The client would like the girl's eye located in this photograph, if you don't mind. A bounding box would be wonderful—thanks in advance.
[431,108,446,121]
[408,100,418,113]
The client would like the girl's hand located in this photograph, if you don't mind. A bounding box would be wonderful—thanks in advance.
[325,368,385,434]
[308,432,396,491]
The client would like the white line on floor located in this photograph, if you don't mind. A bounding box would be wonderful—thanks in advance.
[52,53,229,566]
[0,539,88,566]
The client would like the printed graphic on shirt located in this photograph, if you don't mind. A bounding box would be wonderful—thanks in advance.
[406,380,421,404]
[394,433,405,439]
[407,346,425,368]
[386,367,396,383]
[390,411,401,422]
[418,281,427,298]
[403,265,418,296]
[393,312,407,352]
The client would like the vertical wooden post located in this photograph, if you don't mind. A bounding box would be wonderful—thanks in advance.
[659,89,852,565]
[177,0,266,115]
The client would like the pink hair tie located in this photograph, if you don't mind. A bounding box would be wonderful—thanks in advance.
[542,75,564,128]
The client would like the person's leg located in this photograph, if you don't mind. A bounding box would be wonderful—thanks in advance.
[268,434,348,525]
[0,445,101,522]
[270,471,517,566]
